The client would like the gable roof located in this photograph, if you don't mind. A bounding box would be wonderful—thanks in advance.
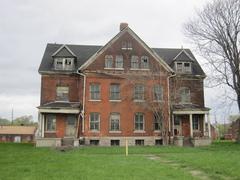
[173,49,194,62]
[52,44,76,57]
[79,26,174,73]
[0,126,36,135]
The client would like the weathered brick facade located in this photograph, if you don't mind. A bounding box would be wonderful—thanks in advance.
[36,23,212,147]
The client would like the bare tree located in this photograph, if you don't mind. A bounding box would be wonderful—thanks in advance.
[184,0,240,111]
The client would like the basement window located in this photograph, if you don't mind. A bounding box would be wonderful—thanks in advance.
[135,139,144,146]
[90,140,99,146]
[111,140,120,146]
[155,139,163,145]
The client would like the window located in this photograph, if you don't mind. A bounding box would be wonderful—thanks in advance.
[45,114,56,131]
[153,85,163,101]
[56,86,69,101]
[154,113,162,131]
[90,84,100,100]
[110,84,120,100]
[122,41,132,50]
[176,62,191,73]
[174,116,181,125]
[90,113,100,131]
[90,140,99,145]
[179,87,191,103]
[135,113,144,130]
[141,56,149,69]
[193,115,200,130]
[135,139,144,146]
[54,58,74,70]
[131,56,139,69]
[155,139,163,145]
[110,113,120,131]
[105,55,113,68]
[111,140,120,146]
[134,84,144,100]
[116,55,123,68]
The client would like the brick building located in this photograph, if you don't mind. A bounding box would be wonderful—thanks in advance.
[36,23,212,147]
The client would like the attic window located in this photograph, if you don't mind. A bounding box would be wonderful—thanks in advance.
[176,62,191,73]
[122,41,132,50]
[54,58,74,71]
[105,55,113,68]
[141,56,149,69]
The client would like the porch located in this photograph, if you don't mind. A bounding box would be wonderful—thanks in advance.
[172,105,212,147]
[36,102,82,147]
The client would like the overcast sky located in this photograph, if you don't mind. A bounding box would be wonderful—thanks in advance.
[0,0,238,123]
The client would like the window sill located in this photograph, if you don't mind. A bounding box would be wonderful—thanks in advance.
[44,131,56,133]
[109,100,121,102]
[130,68,150,71]
[90,130,100,133]
[109,131,122,133]
[154,130,161,133]
[153,100,164,103]
[134,130,146,133]
[89,99,101,102]
[104,67,124,70]
[134,100,145,103]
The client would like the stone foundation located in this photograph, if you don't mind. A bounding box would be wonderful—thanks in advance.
[35,138,62,147]
[191,137,212,147]
[84,136,163,146]
[173,136,184,147]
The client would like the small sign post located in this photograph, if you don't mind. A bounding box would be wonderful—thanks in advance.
[125,138,128,156]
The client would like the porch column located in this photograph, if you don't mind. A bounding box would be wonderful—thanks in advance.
[203,114,206,136]
[41,114,45,138]
[172,114,175,136]
[207,113,211,138]
[190,114,193,137]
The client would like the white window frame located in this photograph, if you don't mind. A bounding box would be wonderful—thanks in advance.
[175,62,192,73]
[115,55,124,69]
[105,55,113,68]
[153,85,163,101]
[45,114,56,132]
[131,56,139,69]
[134,84,145,101]
[89,113,100,131]
[134,113,144,131]
[110,84,120,100]
[141,56,149,69]
[109,113,120,131]
[90,83,100,100]
[54,58,74,70]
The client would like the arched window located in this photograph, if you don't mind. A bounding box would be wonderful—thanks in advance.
[105,55,113,68]
[179,87,191,103]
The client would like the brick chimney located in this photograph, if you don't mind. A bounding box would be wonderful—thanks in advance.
[120,22,128,31]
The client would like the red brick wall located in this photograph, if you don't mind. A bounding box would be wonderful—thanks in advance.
[41,74,81,105]
[170,76,205,107]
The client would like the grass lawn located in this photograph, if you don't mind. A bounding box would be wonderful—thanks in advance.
[0,141,239,180]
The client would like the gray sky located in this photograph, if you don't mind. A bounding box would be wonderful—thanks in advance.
[0,0,237,123]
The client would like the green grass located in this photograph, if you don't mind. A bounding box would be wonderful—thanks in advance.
[0,141,239,180]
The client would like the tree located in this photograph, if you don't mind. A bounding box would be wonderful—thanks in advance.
[184,0,240,111]
[0,117,11,125]
[13,115,36,126]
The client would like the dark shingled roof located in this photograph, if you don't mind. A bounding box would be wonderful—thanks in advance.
[39,43,205,76]
[173,104,210,111]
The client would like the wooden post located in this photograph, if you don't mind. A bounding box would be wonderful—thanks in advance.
[207,113,211,138]
[203,114,206,136]
[125,138,128,156]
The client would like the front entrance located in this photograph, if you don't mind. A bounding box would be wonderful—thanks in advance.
[65,115,77,137]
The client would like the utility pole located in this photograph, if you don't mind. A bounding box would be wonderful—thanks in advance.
[11,107,14,125]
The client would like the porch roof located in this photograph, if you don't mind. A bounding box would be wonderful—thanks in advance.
[37,102,81,114]
[172,104,210,114]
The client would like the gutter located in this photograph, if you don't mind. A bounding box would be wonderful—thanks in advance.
[167,73,176,138]
[77,70,86,133]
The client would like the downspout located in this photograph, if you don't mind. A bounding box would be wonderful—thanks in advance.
[77,70,86,134]
[167,72,176,141]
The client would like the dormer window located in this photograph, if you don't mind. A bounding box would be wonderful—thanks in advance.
[54,58,74,71]
[175,62,192,73]
[105,55,113,68]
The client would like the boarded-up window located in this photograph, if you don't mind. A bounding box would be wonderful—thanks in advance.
[56,86,69,101]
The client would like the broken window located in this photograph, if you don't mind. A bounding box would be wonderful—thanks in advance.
[54,58,74,70]
[176,62,192,73]
[141,56,149,69]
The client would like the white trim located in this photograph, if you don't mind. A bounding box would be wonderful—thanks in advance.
[104,67,124,71]
[109,100,122,102]
[134,113,145,131]
[88,99,101,102]
[173,110,209,114]
[52,44,76,57]
[133,130,146,133]
[38,108,80,114]
[173,49,194,61]
[89,112,100,131]
[79,27,173,73]
[109,131,122,133]
[133,100,145,103]
[130,68,150,71]
[190,114,193,137]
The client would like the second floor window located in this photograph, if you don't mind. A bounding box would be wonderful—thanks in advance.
[56,86,69,101]
[131,56,139,69]
[153,85,163,101]
[110,113,120,131]
[135,113,144,130]
[141,56,149,69]
[110,84,120,100]
[90,113,100,131]
[134,84,144,100]
[179,87,190,103]
[45,114,56,132]
[105,55,113,68]
[116,55,123,68]
[90,84,100,100]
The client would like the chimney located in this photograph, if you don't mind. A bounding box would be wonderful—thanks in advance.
[120,22,128,31]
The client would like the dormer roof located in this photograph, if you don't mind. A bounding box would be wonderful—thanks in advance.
[52,44,76,57]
